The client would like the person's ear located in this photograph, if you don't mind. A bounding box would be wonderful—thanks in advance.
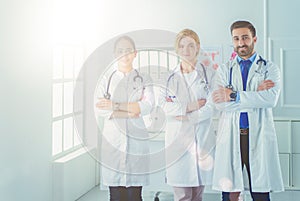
[253,36,257,43]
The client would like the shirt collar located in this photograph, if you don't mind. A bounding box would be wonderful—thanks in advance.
[237,52,257,64]
[116,68,135,77]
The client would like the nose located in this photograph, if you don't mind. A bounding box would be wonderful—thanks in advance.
[182,46,189,54]
[238,39,245,47]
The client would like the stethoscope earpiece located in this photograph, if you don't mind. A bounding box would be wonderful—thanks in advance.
[256,56,267,66]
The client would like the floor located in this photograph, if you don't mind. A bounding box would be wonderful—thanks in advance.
[77,186,300,201]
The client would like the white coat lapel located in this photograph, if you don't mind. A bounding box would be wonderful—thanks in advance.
[232,59,243,91]
[247,55,261,88]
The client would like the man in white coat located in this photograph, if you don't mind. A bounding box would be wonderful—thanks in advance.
[212,20,284,201]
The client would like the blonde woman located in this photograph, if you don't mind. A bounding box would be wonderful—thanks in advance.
[160,29,216,201]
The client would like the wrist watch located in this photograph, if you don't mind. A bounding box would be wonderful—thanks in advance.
[230,91,237,101]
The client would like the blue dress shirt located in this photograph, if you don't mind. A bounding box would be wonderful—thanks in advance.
[237,53,257,129]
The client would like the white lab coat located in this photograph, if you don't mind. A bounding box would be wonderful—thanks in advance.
[160,62,216,187]
[212,54,284,192]
[95,68,154,187]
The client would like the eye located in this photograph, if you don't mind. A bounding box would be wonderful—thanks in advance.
[242,36,249,41]
[125,48,133,54]
[233,37,239,41]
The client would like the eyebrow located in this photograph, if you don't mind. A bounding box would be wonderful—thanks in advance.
[116,47,134,50]
[179,42,196,46]
[233,34,249,38]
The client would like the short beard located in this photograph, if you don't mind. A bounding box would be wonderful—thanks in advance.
[235,43,254,58]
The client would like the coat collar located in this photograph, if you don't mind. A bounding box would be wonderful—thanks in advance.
[230,53,265,90]
[247,54,265,82]
[173,61,203,78]
[236,52,257,64]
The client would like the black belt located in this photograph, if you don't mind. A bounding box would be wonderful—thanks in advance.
[240,128,249,135]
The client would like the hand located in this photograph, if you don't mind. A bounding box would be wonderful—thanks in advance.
[212,87,232,103]
[128,112,139,118]
[197,99,207,108]
[175,115,188,121]
[229,192,240,201]
[187,99,207,112]
[165,97,173,102]
[257,80,275,91]
[95,98,113,110]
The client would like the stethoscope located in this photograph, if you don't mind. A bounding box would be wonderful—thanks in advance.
[165,63,209,99]
[226,55,268,90]
[103,69,143,99]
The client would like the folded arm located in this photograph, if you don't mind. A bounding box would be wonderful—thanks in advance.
[212,62,280,111]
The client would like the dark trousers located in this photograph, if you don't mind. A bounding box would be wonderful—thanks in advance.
[222,134,270,201]
[109,186,142,201]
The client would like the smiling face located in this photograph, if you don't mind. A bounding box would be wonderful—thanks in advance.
[177,36,200,64]
[175,29,200,67]
[232,27,257,60]
[114,37,137,70]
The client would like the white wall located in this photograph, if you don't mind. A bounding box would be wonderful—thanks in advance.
[0,0,52,200]
[94,0,264,50]
[266,0,300,118]
[57,0,265,57]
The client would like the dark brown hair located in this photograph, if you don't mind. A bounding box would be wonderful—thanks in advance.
[114,35,136,52]
[230,20,256,37]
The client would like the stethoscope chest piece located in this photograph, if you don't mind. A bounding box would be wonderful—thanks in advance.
[104,92,111,100]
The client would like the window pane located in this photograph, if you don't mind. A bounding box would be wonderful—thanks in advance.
[149,51,158,66]
[74,80,83,113]
[52,83,63,118]
[149,51,159,79]
[63,47,74,79]
[52,45,85,157]
[168,51,179,70]
[133,55,139,68]
[74,47,84,79]
[52,120,62,155]
[63,117,73,150]
[53,46,63,79]
[74,114,82,146]
[159,51,168,70]
[139,51,149,69]
[64,82,73,115]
